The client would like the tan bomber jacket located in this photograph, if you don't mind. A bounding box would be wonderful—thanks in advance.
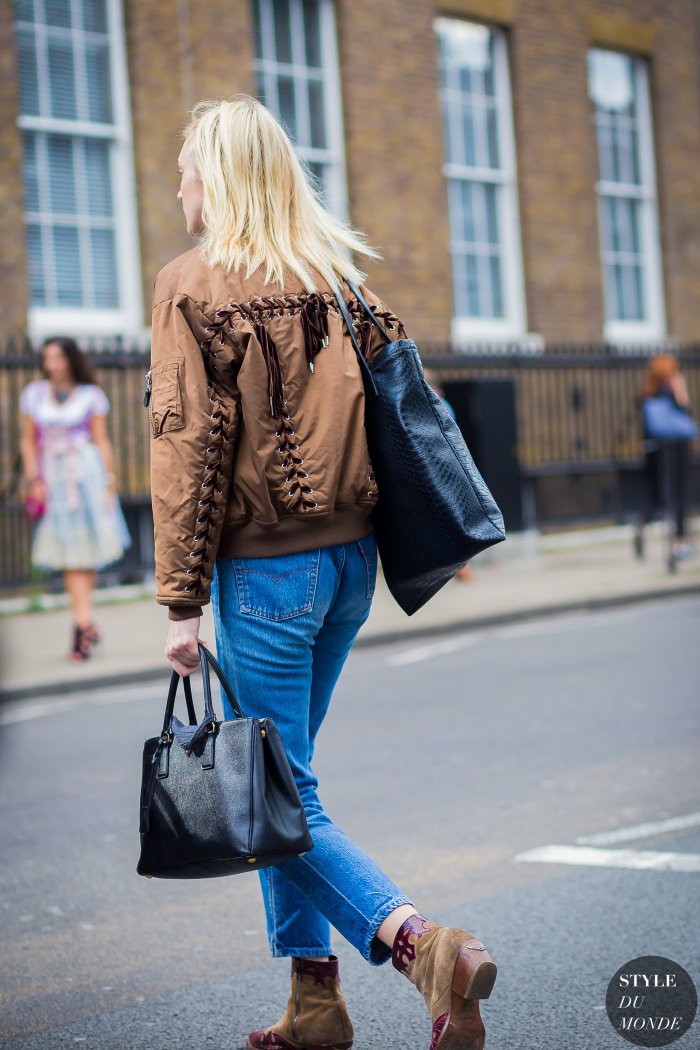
[148,247,407,620]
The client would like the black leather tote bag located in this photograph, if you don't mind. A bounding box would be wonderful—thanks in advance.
[334,281,506,615]
[137,643,313,879]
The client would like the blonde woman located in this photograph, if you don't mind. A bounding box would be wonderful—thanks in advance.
[150,94,497,1050]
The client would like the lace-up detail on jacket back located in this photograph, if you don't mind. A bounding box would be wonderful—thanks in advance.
[149,251,408,616]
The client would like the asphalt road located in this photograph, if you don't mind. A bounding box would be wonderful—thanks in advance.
[1,595,699,1049]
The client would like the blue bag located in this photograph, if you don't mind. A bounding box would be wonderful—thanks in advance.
[642,395,698,441]
[334,281,506,615]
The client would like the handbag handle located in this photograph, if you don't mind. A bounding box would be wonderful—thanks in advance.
[332,282,379,402]
[198,643,244,720]
[159,643,244,739]
[344,279,393,347]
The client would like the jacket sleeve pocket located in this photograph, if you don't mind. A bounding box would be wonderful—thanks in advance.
[149,360,185,436]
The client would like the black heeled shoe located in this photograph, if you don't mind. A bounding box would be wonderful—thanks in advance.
[69,624,92,662]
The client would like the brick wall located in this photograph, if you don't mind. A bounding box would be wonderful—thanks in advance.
[2,0,700,344]
[124,0,255,321]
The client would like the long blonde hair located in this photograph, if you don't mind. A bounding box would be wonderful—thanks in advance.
[182,94,381,292]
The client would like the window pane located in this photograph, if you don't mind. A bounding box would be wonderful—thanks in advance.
[45,0,72,27]
[90,228,118,307]
[82,0,108,33]
[16,26,40,115]
[308,79,326,148]
[588,50,635,115]
[14,0,35,21]
[48,36,77,119]
[84,139,113,215]
[52,225,83,305]
[602,196,640,255]
[273,0,292,63]
[302,0,321,67]
[26,224,45,305]
[252,0,341,218]
[461,105,476,166]
[485,105,499,169]
[47,134,77,214]
[252,0,264,59]
[436,18,501,172]
[437,18,515,323]
[277,76,296,138]
[447,180,503,317]
[464,254,479,316]
[483,183,499,244]
[589,48,659,329]
[622,264,643,320]
[457,180,476,243]
[22,132,40,212]
[489,255,503,316]
[85,39,112,122]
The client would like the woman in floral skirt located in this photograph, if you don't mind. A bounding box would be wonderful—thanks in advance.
[19,336,132,660]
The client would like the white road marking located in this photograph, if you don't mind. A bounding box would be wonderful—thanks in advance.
[0,682,166,726]
[575,811,700,846]
[386,608,642,666]
[515,844,700,873]
[388,633,480,666]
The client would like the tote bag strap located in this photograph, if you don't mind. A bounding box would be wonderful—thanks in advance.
[344,279,393,347]
[332,282,378,402]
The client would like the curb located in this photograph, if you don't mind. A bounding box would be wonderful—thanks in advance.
[2,582,699,704]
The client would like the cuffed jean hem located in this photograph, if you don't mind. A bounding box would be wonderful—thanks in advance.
[270,946,334,959]
[363,895,415,967]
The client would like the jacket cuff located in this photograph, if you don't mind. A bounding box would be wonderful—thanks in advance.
[167,604,204,622]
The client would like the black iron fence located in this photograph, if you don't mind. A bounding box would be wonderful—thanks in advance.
[1,335,699,591]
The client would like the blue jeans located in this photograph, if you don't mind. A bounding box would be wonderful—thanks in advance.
[210,532,413,966]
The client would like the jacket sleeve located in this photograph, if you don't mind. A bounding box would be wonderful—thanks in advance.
[149,292,242,620]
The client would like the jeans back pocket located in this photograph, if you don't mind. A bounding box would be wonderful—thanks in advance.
[233,548,321,620]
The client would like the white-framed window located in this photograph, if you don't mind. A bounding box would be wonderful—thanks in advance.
[13,0,142,338]
[588,48,665,342]
[434,17,526,343]
[252,0,348,218]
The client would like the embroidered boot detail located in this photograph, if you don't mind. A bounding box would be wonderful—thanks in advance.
[391,915,495,1050]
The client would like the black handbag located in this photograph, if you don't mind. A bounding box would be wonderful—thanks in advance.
[137,643,313,879]
[334,280,506,615]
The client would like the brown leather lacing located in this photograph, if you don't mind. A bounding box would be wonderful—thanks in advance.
[184,291,404,590]
[183,386,235,597]
[346,300,406,361]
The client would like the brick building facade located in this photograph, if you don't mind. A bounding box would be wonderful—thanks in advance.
[3,0,700,347]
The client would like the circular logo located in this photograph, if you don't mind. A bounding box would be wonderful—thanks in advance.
[606,956,697,1046]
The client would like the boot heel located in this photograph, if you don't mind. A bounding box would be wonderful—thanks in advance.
[452,943,497,1001]
[437,997,485,1050]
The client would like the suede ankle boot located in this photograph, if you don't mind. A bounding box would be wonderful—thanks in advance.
[392,914,497,1050]
[246,955,354,1050]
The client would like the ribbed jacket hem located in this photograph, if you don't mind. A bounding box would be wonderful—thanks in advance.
[217,504,375,558]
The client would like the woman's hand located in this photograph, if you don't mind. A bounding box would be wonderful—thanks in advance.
[166,616,207,677]
[27,477,47,503]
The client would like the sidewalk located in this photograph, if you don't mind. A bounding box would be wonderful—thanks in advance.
[1,522,698,700]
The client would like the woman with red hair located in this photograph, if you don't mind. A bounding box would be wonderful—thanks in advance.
[635,354,696,561]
